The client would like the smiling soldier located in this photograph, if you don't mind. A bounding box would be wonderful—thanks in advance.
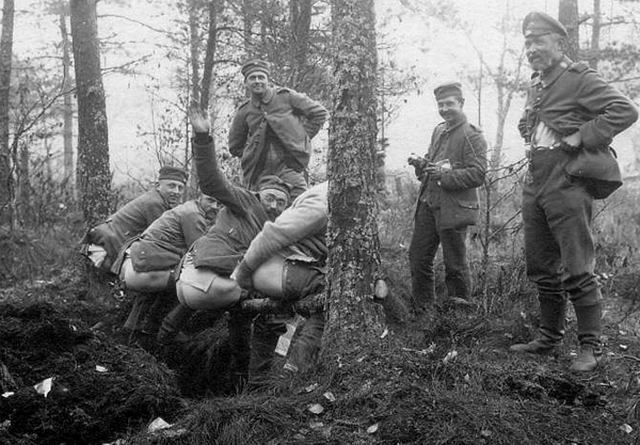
[228,59,328,199]
[408,82,487,321]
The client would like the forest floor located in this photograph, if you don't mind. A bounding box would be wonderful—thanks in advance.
[1,248,640,445]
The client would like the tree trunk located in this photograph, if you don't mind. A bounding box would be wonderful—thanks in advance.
[188,0,201,109]
[200,0,218,111]
[558,0,579,61]
[70,0,111,226]
[590,0,600,69]
[242,0,253,54]
[323,0,385,361]
[0,0,14,224]
[289,0,311,88]
[59,8,75,197]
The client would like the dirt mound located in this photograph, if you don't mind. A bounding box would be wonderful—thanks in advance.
[0,301,182,445]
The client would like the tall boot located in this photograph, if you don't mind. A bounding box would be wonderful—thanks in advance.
[249,314,287,385]
[227,310,252,389]
[510,296,566,353]
[141,289,178,336]
[156,303,194,345]
[285,312,325,373]
[570,302,602,372]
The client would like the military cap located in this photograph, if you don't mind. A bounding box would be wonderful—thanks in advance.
[434,82,463,100]
[257,175,291,198]
[522,11,568,38]
[241,59,271,78]
[158,165,188,184]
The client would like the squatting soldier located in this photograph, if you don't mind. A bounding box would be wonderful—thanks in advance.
[510,12,638,372]
[82,166,188,273]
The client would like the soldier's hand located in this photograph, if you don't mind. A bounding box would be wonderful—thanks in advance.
[188,106,210,134]
[559,132,582,153]
[231,260,254,290]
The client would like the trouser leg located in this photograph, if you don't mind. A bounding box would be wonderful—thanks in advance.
[285,312,325,373]
[227,310,252,387]
[439,226,470,300]
[409,201,440,311]
[249,314,287,382]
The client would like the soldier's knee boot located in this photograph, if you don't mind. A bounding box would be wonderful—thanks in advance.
[510,295,566,354]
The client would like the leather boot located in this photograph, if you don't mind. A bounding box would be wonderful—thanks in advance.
[249,315,287,384]
[156,303,194,345]
[570,303,602,372]
[141,289,177,336]
[510,296,566,354]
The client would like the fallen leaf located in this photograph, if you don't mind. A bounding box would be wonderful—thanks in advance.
[380,328,389,339]
[96,365,108,372]
[33,377,54,398]
[1,392,14,398]
[442,350,458,364]
[619,344,629,351]
[148,417,171,432]
[305,383,319,393]
[367,423,379,434]
[323,392,336,402]
[621,423,633,434]
[308,403,324,415]
[309,421,324,430]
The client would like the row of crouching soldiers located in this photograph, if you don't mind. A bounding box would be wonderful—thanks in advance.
[82,10,639,386]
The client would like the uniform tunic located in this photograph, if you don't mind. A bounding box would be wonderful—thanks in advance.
[88,189,171,271]
[126,199,218,273]
[189,134,270,276]
[228,86,328,198]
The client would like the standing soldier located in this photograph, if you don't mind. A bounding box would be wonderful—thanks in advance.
[408,82,487,320]
[228,59,328,198]
[510,12,638,372]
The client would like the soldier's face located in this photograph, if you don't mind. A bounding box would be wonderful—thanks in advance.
[525,33,564,72]
[245,71,269,96]
[437,96,464,123]
[258,188,289,220]
[198,195,219,220]
[157,179,185,208]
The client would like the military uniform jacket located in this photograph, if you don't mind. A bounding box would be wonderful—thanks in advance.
[89,189,170,268]
[190,134,271,276]
[416,116,487,230]
[518,57,638,150]
[126,199,218,273]
[228,86,328,187]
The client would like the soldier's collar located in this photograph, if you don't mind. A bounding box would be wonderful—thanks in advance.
[251,86,275,106]
[537,56,572,88]
[443,115,467,132]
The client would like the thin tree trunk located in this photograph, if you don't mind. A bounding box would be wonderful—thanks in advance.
[200,0,218,111]
[289,0,311,88]
[70,0,111,226]
[323,0,385,360]
[0,0,14,224]
[60,8,75,196]
[559,0,579,61]
[590,0,600,69]
[188,0,201,108]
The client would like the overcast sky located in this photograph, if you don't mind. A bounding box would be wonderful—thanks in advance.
[16,0,640,181]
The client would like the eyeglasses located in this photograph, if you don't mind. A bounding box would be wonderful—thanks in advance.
[259,191,288,208]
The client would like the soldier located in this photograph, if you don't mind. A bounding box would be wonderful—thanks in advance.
[228,59,328,198]
[510,12,638,372]
[82,166,188,273]
[111,194,219,344]
[408,82,487,320]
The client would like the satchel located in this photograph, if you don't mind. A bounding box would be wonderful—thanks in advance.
[564,146,622,199]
